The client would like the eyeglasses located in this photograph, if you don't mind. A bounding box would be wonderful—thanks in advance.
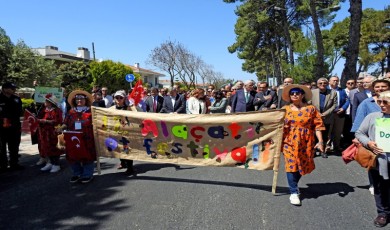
[376,100,389,105]
[318,82,328,85]
[346,82,355,85]
[115,96,124,100]
[75,98,85,101]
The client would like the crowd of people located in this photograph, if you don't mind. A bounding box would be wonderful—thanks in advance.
[0,71,389,227]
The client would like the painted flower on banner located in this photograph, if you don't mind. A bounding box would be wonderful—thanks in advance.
[105,137,118,151]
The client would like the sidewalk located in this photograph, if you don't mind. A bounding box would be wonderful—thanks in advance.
[20,133,38,156]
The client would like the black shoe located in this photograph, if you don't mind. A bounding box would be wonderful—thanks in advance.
[81,176,93,184]
[321,153,328,158]
[125,167,136,174]
[70,176,81,183]
[374,215,387,227]
[9,164,24,170]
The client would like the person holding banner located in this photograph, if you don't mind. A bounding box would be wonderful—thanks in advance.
[282,84,325,206]
[60,90,96,183]
[355,90,390,228]
[37,94,63,173]
[111,90,135,174]
[186,88,207,114]
[208,90,227,114]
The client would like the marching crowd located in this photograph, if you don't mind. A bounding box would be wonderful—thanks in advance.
[0,71,389,227]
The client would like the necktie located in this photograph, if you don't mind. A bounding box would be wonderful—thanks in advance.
[199,103,202,114]
[153,97,157,112]
[245,92,249,103]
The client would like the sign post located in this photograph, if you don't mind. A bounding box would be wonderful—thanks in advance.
[125,74,135,89]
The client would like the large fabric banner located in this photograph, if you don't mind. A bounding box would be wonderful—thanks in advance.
[92,107,285,171]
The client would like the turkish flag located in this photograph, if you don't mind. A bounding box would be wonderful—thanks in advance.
[63,131,90,161]
[22,110,38,134]
[128,79,144,106]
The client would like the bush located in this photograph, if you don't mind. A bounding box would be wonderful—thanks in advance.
[21,98,34,113]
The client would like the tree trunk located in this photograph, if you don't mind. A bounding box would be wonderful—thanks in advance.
[281,8,294,66]
[341,0,362,86]
[310,0,326,80]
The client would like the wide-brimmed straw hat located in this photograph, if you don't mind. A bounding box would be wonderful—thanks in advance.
[45,94,59,107]
[282,84,312,102]
[68,89,93,107]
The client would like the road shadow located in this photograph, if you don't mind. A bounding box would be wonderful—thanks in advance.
[0,155,131,229]
[132,163,196,174]
[124,174,290,195]
[300,182,355,200]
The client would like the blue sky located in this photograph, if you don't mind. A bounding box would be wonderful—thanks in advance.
[0,0,388,82]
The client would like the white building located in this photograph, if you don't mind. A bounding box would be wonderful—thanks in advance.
[128,63,164,88]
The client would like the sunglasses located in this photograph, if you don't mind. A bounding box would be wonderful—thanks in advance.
[346,82,355,85]
[289,89,304,96]
[376,100,389,105]
[75,95,86,100]
[318,82,328,85]
[115,96,124,100]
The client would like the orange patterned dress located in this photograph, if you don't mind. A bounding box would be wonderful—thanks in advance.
[282,105,325,175]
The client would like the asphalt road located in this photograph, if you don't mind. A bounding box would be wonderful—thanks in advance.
[0,135,382,230]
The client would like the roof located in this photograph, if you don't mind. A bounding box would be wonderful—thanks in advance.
[127,65,164,76]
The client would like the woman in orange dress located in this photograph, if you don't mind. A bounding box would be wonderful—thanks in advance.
[281,84,325,206]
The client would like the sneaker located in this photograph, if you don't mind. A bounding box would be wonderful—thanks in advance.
[40,163,53,171]
[81,177,93,184]
[50,165,61,173]
[369,186,374,195]
[36,158,47,166]
[70,176,81,183]
[289,194,301,206]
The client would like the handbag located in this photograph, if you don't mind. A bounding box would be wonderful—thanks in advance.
[342,144,357,164]
[355,144,378,170]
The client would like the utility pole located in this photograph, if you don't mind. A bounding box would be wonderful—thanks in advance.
[92,42,96,61]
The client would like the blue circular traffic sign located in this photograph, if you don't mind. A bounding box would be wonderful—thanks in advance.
[125,74,135,82]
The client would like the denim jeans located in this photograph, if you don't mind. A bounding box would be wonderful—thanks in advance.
[286,172,302,194]
[71,161,94,178]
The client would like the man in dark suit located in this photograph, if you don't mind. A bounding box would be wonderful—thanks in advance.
[160,86,186,114]
[328,76,349,152]
[145,87,164,113]
[277,77,294,108]
[231,80,256,113]
[254,82,277,110]
[351,76,376,122]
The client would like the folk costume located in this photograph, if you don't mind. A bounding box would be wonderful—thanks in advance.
[37,94,64,172]
[63,90,96,183]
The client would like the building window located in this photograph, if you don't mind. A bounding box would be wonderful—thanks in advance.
[155,77,158,86]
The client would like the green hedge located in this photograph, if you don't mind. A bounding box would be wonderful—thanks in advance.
[21,98,34,113]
